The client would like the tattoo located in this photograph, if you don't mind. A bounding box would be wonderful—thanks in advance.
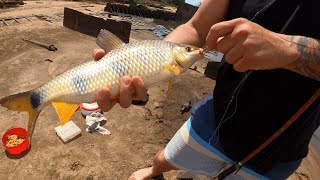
[289,36,296,47]
[286,36,320,81]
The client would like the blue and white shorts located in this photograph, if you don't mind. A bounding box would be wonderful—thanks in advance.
[164,96,301,180]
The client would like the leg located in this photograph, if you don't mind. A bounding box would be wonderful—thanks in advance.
[129,96,218,179]
[130,96,218,179]
[129,149,178,180]
[262,159,302,179]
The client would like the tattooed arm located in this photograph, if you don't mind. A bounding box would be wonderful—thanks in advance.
[285,36,320,81]
[206,18,320,81]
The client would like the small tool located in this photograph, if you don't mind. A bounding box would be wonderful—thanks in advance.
[23,39,58,51]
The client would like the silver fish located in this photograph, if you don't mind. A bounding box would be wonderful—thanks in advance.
[0,30,204,145]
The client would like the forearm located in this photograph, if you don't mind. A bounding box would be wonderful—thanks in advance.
[164,23,203,47]
[285,35,320,81]
[164,0,229,47]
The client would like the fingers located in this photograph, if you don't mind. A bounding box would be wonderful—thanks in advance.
[216,34,235,54]
[119,77,133,108]
[93,49,106,60]
[207,18,256,72]
[206,19,239,50]
[233,58,248,72]
[96,86,117,112]
[118,76,147,108]
[96,76,146,111]
[224,43,243,64]
[131,76,147,100]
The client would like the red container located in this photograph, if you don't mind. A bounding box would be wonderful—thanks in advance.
[2,128,29,155]
[80,103,101,116]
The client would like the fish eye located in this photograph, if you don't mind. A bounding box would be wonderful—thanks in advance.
[185,46,191,52]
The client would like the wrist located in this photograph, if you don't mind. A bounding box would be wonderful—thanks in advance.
[280,35,301,70]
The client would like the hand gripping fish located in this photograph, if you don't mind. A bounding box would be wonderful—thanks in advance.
[0,30,204,145]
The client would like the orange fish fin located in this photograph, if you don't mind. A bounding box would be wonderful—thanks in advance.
[0,91,41,141]
[52,102,79,126]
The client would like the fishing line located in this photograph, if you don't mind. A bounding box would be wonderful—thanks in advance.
[207,0,279,146]
[208,72,247,145]
[211,0,309,178]
[250,0,277,21]
[236,0,306,172]
[208,0,303,148]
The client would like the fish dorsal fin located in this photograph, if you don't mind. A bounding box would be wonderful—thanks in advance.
[52,102,79,126]
[96,29,125,52]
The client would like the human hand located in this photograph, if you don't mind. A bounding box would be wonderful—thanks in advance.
[93,49,147,111]
[206,18,298,72]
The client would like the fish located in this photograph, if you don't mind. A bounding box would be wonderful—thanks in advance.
[0,29,204,145]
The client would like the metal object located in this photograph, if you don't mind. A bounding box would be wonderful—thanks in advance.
[23,39,57,51]
[132,94,149,106]
[180,93,200,115]
[204,49,224,63]
[13,18,21,23]
[0,16,33,26]
[0,15,63,27]
[1,19,8,26]
[180,100,192,115]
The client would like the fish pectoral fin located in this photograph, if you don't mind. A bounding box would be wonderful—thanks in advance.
[165,65,181,76]
[52,102,79,126]
[96,29,125,53]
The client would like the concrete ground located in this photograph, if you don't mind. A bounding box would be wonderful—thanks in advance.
[0,1,319,180]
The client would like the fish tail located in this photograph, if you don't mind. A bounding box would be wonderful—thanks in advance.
[0,91,41,143]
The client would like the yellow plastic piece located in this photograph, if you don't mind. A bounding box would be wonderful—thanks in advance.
[52,102,79,126]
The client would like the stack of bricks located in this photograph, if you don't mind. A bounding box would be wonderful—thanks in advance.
[0,0,24,8]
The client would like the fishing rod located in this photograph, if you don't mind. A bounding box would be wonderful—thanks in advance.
[214,88,320,180]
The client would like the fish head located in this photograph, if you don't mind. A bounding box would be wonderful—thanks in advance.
[172,44,204,72]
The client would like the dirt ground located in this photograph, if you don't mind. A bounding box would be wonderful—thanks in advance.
[0,1,319,180]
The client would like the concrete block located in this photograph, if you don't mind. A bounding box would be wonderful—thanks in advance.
[175,2,198,24]
[63,7,131,43]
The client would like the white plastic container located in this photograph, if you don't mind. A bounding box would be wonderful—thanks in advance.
[54,120,81,143]
[80,102,102,116]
